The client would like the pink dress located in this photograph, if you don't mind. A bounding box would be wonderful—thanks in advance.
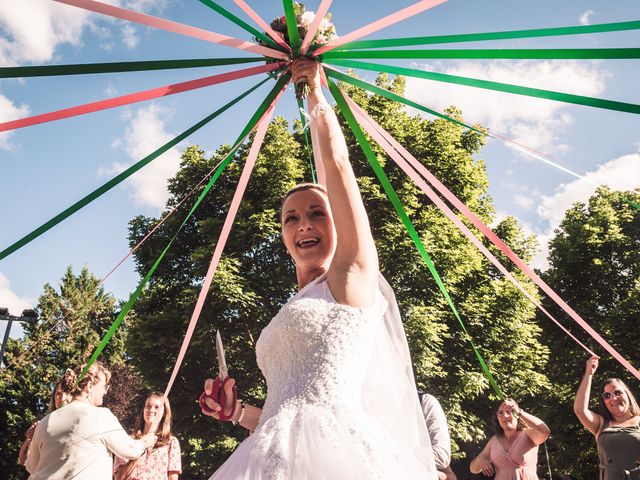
[489,431,539,480]
[114,436,181,480]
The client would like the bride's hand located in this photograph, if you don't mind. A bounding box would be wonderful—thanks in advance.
[202,377,238,421]
[291,57,321,91]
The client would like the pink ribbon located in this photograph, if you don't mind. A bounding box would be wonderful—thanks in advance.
[300,0,333,55]
[340,92,639,380]
[344,91,597,358]
[232,0,292,52]
[314,0,448,55]
[163,87,285,397]
[0,63,282,133]
[99,156,230,287]
[54,0,288,59]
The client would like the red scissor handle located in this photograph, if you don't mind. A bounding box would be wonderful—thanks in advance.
[198,376,238,421]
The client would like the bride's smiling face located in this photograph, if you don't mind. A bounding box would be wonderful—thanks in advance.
[281,188,336,270]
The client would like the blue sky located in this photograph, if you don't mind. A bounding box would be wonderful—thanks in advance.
[1,0,639,340]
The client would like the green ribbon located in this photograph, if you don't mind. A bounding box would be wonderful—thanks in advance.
[283,0,301,56]
[337,20,640,50]
[623,198,640,210]
[297,98,317,183]
[0,76,276,262]
[0,57,266,79]
[323,48,640,60]
[326,76,503,399]
[79,74,290,381]
[324,59,640,115]
[197,0,283,51]
[324,67,485,136]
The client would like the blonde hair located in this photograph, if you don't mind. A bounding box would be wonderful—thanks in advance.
[61,361,111,397]
[280,183,328,221]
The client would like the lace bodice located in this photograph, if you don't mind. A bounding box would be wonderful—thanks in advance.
[256,275,386,423]
[210,274,439,480]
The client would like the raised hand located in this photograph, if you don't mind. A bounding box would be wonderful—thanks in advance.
[291,57,321,92]
[585,355,599,376]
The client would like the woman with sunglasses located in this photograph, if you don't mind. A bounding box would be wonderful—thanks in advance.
[574,355,640,479]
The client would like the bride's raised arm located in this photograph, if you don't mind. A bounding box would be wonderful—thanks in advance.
[291,58,378,308]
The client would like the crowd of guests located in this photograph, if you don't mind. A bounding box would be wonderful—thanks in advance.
[22,361,181,480]
[18,355,640,479]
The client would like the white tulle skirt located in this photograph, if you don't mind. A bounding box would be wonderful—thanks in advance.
[209,402,431,480]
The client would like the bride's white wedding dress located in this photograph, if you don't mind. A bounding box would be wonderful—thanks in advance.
[210,274,438,480]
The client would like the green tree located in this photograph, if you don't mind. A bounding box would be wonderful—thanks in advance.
[125,74,550,476]
[537,187,640,478]
[0,266,143,479]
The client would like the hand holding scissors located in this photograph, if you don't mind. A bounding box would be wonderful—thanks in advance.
[199,330,238,421]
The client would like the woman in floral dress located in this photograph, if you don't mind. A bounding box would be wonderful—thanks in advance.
[114,392,181,480]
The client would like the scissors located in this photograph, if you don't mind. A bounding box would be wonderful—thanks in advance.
[198,330,238,421]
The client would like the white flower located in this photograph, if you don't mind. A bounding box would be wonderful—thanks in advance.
[319,17,330,32]
[300,11,315,27]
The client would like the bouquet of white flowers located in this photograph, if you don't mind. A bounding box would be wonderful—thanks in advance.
[257,2,337,98]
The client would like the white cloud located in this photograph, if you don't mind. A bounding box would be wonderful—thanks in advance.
[103,103,182,210]
[0,273,34,313]
[0,0,90,66]
[0,94,30,150]
[530,151,640,269]
[513,194,535,210]
[404,60,609,153]
[121,24,140,49]
[0,0,168,66]
[580,10,594,26]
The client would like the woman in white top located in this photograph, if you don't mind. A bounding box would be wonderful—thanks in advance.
[25,361,156,480]
[199,58,439,479]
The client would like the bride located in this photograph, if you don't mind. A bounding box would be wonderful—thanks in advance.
[201,57,439,480]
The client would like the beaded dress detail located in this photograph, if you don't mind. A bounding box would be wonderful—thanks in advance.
[209,275,438,480]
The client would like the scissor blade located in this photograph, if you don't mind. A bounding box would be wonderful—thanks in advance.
[216,330,228,380]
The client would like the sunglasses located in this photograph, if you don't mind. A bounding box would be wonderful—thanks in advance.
[602,390,624,400]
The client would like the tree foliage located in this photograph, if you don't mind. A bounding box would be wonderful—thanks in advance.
[537,187,640,478]
[125,73,549,476]
[0,266,144,479]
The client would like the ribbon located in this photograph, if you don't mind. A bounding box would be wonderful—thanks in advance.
[78,75,290,383]
[327,77,503,398]
[99,156,228,286]
[343,98,640,380]
[283,0,302,56]
[345,93,596,357]
[313,0,448,56]
[197,0,283,51]
[324,58,640,115]
[338,20,640,50]
[0,76,273,261]
[53,0,288,59]
[297,99,317,183]
[325,66,635,196]
[322,48,640,60]
[164,88,285,396]
[232,0,292,52]
[0,57,266,79]
[0,62,283,133]
[300,0,333,55]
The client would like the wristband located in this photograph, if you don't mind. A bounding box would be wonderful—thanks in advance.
[233,400,245,426]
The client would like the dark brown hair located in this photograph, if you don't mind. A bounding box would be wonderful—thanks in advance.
[61,361,111,397]
[598,378,640,421]
[491,398,529,437]
[133,391,173,448]
[47,381,70,413]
